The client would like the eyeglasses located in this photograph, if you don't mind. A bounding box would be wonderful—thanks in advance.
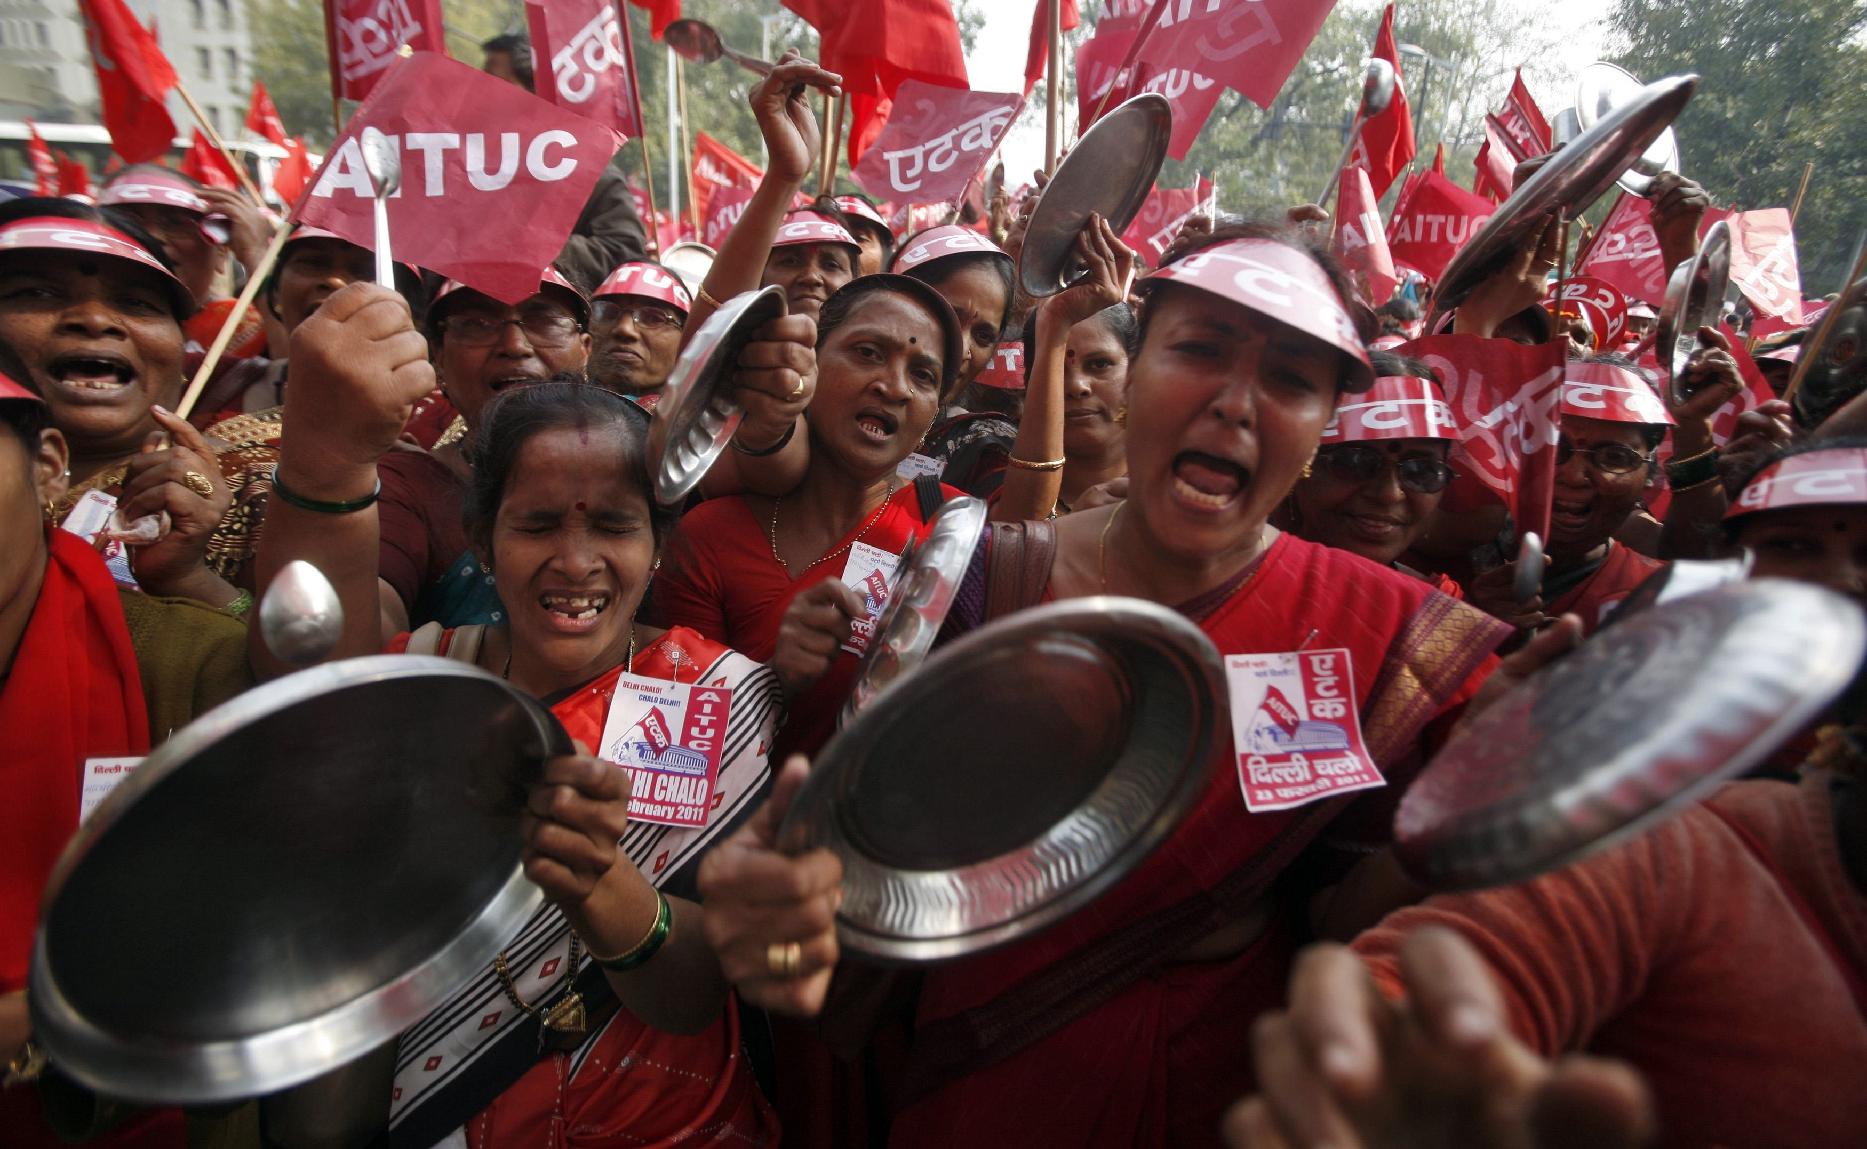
[1317,445,1453,494]
[442,310,582,348]
[1556,437,1651,476]
[591,301,684,332]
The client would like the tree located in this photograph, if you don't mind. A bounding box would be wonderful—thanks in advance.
[1606,0,1867,291]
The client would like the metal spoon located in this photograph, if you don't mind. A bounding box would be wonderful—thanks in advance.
[663,18,776,76]
[259,560,346,666]
[358,127,400,289]
[1513,531,1547,605]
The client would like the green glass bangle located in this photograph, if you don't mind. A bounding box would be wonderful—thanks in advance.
[221,590,254,619]
[591,891,672,972]
[270,466,381,514]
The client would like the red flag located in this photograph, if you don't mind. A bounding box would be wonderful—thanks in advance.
[1472,117,1515,203]
[1121,176,1214,266]
[297,52,622,303]
[76,0,179,163]
[1573,194,1668,305]
[1333,165,1398,303]
[635,707,673,754]
[1345,5,1414,198]
[784,0,970,165]
[245,81,288,146]
[325,0,448,104]
[1397,333,1567,539]
[1431,141,1445,175]
[1023,0,1082,95]
[525,0,644,140]
[1385,169,1496,281]
[56,151,94,200]
[1137,0,1337,111]
[1076,7,1142,129]
[1497,69,1551,158]
[180,129,241,191]
[1725,208,1804,323]
[1131,63,1224,161]
[1259,685,1303,736]
[702,185,755,248]
[690,131,763,230]
[630,0,682,38]
[273,137,313,202]
[852,82,1021,205]
[25,122,57,195]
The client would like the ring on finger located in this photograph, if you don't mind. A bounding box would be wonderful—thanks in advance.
[182,470,217,498]
[785,381,807,403]
[766,940,803,978]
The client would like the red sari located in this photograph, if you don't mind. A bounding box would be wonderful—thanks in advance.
[883,532,1510,1147]
[1545,541,1666,635]
[1,531,178,1148]
[650,483,957,758]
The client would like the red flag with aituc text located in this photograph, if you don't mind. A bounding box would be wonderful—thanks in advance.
[1493,69,1551,160]
[56,151,94,200]
[1345,5,1414,198]
[702,185,755,248]
[76,0,179,163]
[25,122,57,195]
[1574,194,1667,305]
[325,0,448,104]
[1131,63,1225,161]
[1386,168,1495,281]
[525,0,644,141]
[1121,176,1214,266]
[180,129,242,191]
[784,0,969,164]
[1076,3,1144,130]
[1397,333,1567,540]
[852,82,1021,206]
[1259,685,1303,736]
[273,138,313,202]
[297,52,621,303]
[1333,165,1398,303]
[690,131,763,231]
[1137,0,1337,111]
[1023,0,1082,95]
[246,81,288,146]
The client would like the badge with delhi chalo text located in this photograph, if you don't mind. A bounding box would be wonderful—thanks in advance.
[1225,649,1385,813]
[598,674,732,828]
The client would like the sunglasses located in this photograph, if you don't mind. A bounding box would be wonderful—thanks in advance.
[1317,445,1453,494]
[1556,437,1650,476]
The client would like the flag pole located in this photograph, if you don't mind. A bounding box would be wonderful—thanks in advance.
[176,218,293,420]
[816,92,836,195]
[1082,0,1169,135]
[1044,0,1063,171]
[677,51,699,234]
[823,93,848,195]
[615,2,660,254]
[1790,160,1815,225]
[174,80,269,206]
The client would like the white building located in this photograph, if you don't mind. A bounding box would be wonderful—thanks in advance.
[0,0,256,139]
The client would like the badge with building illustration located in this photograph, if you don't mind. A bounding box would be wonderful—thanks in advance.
[1226,649,1386,813]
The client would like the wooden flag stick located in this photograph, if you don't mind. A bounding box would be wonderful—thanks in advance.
[677,54,699,233]
[174,80,269,207]
[1790,161,1815,225]
[1082,0,1169,136]
[1783,236,1867,407]
[175,217,293,420]
[614,1,660,253]
[823,93,848,195]
[1044,0,1063,171]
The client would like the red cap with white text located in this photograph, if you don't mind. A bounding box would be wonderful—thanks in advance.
[1725,447,1867,521]
[0,215,194,317]
[1561,360,1674,426]
[1320,375,1461,444]
[594,261,692,314]
[890,225,1010,275]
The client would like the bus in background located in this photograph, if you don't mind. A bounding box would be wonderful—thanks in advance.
[0,120,317,205]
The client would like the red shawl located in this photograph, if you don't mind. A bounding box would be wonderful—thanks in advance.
[886,534,1510,1147]
[1,530,148,993]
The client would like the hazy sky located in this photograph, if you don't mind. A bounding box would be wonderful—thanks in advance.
[966,0,1618,182]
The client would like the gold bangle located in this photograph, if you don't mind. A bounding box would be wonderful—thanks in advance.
[694,286,724,311]
[1668,444,1717,468]
[1669,474,1722,494]
[1006,455,1066,472]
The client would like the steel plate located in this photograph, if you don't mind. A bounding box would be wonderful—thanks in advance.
[781,597,1225,963]
[1575,62,1680,196]
[660,241,716,294]
[1658,221,1732,405]
[1435,74,1698,313]
[30,655,568,1104]
[1395,579,1862,891]
[1019,94,1171,298]
[653,285,788,506]
[840,496,987,725]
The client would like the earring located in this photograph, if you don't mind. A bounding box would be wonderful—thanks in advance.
[1114,406,1128,427]
[1300,451,1316,480]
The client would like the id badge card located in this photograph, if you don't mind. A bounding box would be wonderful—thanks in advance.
[81,757,144,824]
[839,541,901,655]
[897,452,946,481]
[598,674,733,827]
[1226,649,1386,813]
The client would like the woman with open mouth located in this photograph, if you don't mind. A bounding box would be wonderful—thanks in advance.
[1279,351,1465,596]
[252,297,790,1144]
[695,222,1527,1148]
[0,197,272,610]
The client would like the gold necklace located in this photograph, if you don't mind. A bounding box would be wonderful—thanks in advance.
[1098,502,1122,593]
[768,482,898,577]
[492,935,586,1049]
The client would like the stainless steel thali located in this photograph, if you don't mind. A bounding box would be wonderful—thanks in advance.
[653,284,787,505]
[1019,94,1171,298]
